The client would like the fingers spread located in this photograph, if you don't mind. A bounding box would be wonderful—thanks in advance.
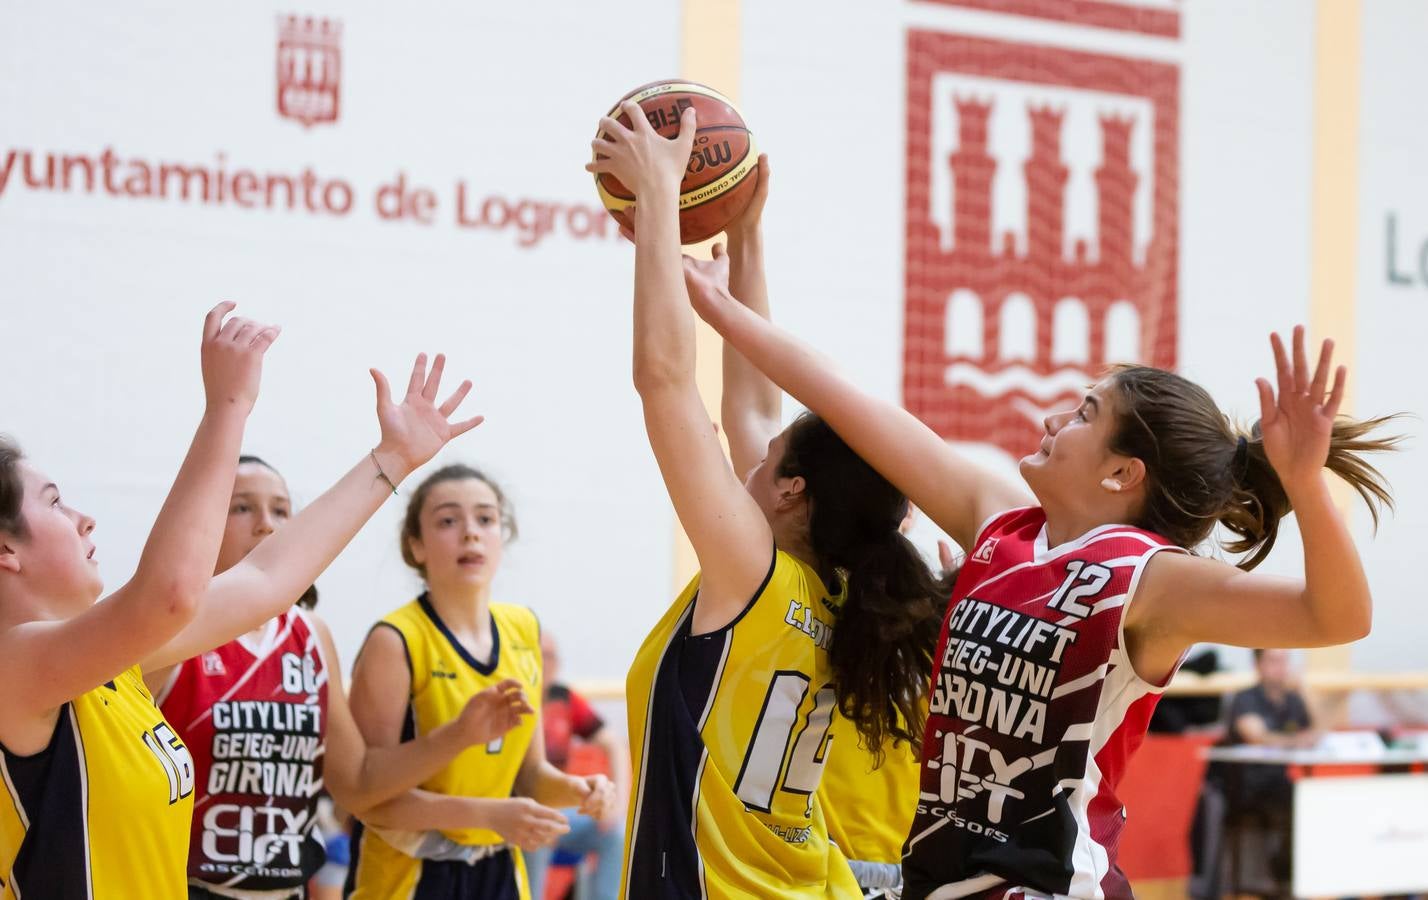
[1254,377,1276,425]
[450,414,486,438]
[1310,338,1334,400]
[1292,325,1309,393]
[370,368,393,408]
[1325,365,1347,419]
[406,353,428,398]
[439,379,473,417]
[422,353,447,401]
[1270,332,1292,398]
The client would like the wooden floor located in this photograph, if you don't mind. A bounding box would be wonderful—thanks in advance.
[1134,879,1189,900]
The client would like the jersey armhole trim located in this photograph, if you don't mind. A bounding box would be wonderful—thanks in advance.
[1118,543,1191,689]
[688,543,778,638]
[367,621,416,697]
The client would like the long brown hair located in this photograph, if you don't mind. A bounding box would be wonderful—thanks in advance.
[1107,366,1400,570]
[778,414,947,760]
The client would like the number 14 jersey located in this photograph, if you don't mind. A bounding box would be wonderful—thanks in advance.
[622,549,861,899]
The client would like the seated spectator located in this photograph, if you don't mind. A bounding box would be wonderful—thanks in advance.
[1225,648,1317,812]
[525,632,630,900]
[1196,648,1316,893]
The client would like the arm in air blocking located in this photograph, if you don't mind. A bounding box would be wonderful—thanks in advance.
[141,353,484,671]
[1129,328,1377,682]
[587,101,774,632]
[683,243,1031,554]
[0,303,276,747]
[690,154,781,481]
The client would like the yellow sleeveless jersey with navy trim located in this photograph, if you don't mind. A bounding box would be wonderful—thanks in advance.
[622,549,861,899]
[348,596,542,900]
[817,712,921,866]
[0,665,194,900]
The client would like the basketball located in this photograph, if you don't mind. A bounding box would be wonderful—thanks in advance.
[593,80,759,245]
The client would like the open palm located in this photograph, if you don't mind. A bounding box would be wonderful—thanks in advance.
[682,242,733,322]
[1255,325,1346,491]
[371,353,484,476]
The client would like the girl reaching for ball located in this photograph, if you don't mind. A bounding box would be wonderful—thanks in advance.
[681,222,1399,897]
[0,303,275,900]
[588,100,945,899]
[0,302,491,900]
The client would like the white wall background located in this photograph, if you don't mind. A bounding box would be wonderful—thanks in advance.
[1,0,1422,687]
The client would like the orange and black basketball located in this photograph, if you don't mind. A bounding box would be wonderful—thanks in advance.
[593,80,758,245]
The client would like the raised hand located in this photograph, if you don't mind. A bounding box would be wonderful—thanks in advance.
[681,243,739,327]
[454,679,533,747]
[489,798,570,851]
[1255,325,1347,493]
[725,153,770,241]
[369,353,484,486]
[585,100,697,197]
[201,301,281,414]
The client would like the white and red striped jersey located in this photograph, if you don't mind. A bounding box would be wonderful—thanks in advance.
[157,608,328,893]
[902,507,1184,900]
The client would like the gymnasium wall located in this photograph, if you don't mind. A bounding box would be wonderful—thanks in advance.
[1,0,1423,682]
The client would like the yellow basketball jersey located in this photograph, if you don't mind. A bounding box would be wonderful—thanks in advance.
[0,665,194,900]
[349,595,541,900]
[621,550,861,899]
[817,711,921,865]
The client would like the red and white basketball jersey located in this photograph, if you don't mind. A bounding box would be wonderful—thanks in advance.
[901,507,1184,900]
[158,608,328,893]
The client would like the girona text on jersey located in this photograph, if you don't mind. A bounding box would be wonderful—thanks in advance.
[902,507,1185,900]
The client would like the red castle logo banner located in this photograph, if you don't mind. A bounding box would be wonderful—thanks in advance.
[277,15,341,127]
[902,11,1180,460]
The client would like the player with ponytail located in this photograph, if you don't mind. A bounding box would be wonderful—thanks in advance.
[588,103,944,898]
[684,238,1398,899]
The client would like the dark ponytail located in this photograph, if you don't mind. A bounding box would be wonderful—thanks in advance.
[1108,366,1401,571]
[778,414,947,760]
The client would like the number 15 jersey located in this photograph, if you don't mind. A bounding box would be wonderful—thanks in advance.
[622,549,861,899]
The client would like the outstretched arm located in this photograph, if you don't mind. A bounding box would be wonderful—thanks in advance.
[714,155,780,480]
[141,354,483,671]
[587,101,773,630]
[1130,328,1374,678]
[684,268,1031,552]
[0,303,276,727]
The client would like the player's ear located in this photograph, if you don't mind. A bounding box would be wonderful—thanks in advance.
[0,538,18,574]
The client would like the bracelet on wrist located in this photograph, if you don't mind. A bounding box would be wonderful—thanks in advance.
[370,449,399,495]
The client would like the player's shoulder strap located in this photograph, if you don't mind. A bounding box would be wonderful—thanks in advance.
[490,602,540,647]
[373,598,431,695]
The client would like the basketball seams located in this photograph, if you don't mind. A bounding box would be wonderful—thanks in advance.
[593,79,759,242]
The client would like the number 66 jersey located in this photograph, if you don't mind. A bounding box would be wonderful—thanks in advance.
[901,507,1185,900]
[622,549,861,900]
